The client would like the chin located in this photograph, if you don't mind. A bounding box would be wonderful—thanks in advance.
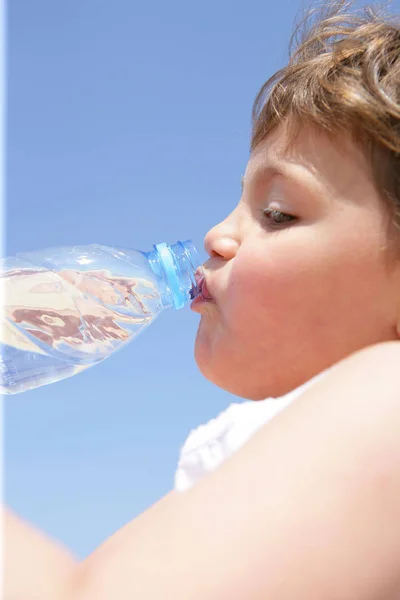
[198,366,273,400]
[194,320,319,399]
[194,341,271,400]
[195,343,317,401]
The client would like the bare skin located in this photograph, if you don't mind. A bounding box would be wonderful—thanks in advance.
[4,124,400,599]
[194,123,400,398]
[3,342,400,600]
[3,507,77,600]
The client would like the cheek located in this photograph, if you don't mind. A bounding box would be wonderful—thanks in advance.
[225,246,317,328]
[225,234,382,341]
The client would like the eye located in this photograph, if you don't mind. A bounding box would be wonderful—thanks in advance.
[262,207,297,227]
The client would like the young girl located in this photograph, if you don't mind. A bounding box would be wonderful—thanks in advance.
[4,2,400,598]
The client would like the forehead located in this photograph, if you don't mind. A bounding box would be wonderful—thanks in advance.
[245,121,375,199]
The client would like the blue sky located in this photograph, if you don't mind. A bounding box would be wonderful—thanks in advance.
[4,0,399,559]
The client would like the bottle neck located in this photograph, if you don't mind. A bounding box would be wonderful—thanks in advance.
[146,240,201,310]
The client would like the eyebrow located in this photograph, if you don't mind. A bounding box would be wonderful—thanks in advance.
[247,160,322,192]
[242,161,327,211]
[241,165,286,191]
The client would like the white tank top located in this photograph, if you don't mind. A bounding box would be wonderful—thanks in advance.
[174,373,324,492]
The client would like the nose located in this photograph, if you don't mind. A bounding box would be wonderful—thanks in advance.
[204,214,240,260]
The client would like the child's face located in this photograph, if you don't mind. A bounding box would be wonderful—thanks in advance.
[193,121,400,399]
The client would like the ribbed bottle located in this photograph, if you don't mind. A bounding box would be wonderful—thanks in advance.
[0,240,200,394]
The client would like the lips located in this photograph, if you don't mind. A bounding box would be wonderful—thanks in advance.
[198,274,212,300]
[191,268,214,308]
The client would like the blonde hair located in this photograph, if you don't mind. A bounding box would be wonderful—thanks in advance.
[251,1,400,231]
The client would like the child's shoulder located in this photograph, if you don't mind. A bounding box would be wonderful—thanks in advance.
[302,340,400,423]
[293,341,400,479]
[347,340,400,368]
[322,341,400,408]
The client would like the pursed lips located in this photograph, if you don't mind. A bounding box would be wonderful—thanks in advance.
[199,274,213,300]
[191,268,214,308]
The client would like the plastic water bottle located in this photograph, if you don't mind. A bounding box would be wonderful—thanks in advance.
[0,240,200,395]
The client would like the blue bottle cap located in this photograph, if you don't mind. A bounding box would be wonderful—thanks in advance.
[155,242,186,309]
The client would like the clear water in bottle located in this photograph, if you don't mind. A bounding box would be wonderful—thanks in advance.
[0,241,200,394]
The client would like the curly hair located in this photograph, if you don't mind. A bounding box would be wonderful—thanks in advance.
[251,1,400,232]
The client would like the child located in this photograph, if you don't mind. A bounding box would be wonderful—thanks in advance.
[4,2,400,598]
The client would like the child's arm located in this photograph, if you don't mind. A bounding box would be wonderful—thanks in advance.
[73,341,400,600]
[4,342,400,600]
[3,507,77,600]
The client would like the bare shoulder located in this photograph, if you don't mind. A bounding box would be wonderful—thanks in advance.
[328,340,400,383]
[3,506,77,600]
[74,343,400,600]
[302,340,400,435]
[277,341,400,481]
